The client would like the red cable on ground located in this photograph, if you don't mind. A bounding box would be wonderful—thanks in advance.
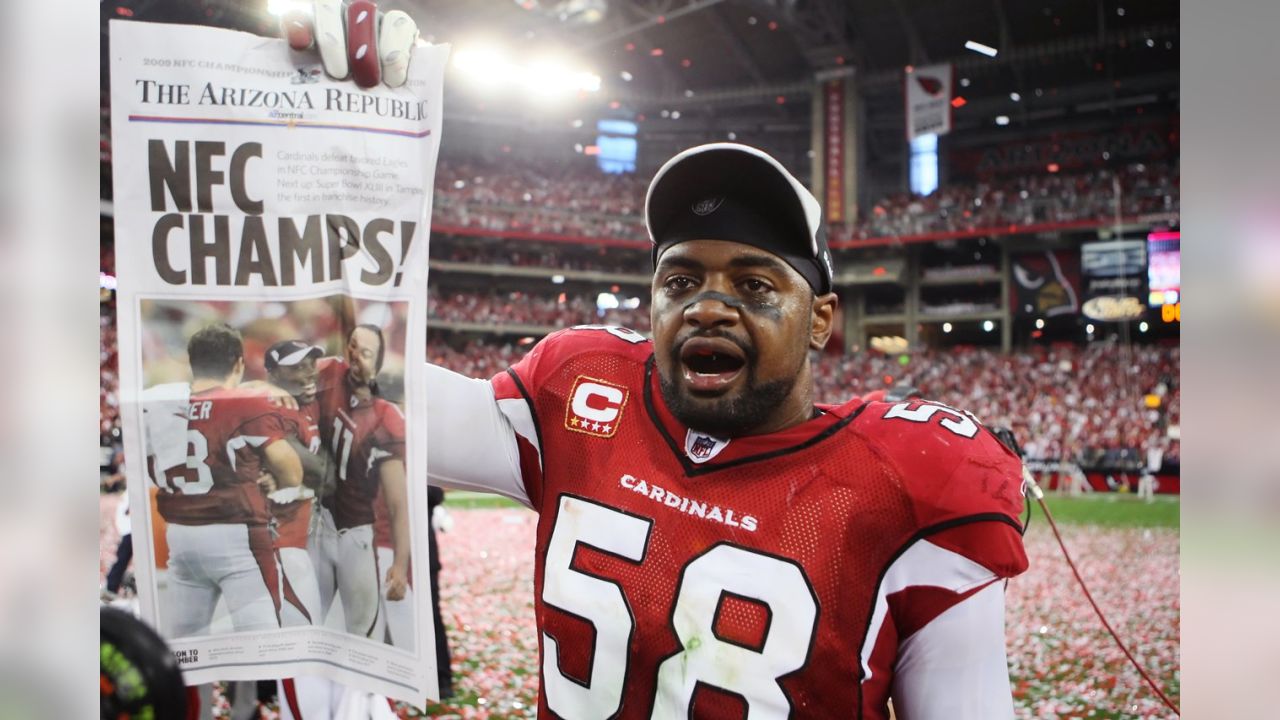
[1028,479,1181,716]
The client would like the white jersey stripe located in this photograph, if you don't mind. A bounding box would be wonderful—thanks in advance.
[859,538,997,681]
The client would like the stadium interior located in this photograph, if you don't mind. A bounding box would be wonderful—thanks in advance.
[99,1,1180,717]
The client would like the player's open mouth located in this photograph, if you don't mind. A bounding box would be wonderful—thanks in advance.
[679,337,747,393]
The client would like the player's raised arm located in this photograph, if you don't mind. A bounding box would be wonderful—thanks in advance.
[423,363,532,507]
[280,0,420,88]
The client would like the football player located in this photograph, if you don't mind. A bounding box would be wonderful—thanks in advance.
[290,11,1029,718]
[309,324,411,640]
[262,340,331,627]
[144,323,304,636]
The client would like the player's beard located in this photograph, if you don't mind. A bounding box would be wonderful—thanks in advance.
[658,341,800,437]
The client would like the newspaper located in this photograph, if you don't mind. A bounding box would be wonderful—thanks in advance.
[108,19,449,705]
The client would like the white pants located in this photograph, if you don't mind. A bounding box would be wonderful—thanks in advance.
[279,546,323,627]
[376,546,414,651]
[1137,473,1158,501]
[308,508,382,638]
[164,522,279,636]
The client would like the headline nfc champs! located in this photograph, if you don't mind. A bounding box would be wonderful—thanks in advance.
[137,78,427,288]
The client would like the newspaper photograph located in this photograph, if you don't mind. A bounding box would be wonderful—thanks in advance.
[108,19,449,704]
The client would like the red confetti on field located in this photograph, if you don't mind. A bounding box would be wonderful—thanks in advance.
[1007,525,1180,719]
[100,497,1179,718]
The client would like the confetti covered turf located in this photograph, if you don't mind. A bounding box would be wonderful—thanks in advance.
[99,493,1180,719]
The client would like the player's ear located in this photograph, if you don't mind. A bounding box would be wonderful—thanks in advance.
[809,292,838,351]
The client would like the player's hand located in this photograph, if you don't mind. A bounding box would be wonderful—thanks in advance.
[431,504,453,533]
[384,564,408,601]
[257,472,278,494]
[281,1,420,88]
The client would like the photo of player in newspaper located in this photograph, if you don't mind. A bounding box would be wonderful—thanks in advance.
[137,296,415,651]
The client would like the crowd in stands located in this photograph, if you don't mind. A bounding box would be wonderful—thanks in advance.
[432,160,647,240]
[434,160,648,216]
[428,288,651,332]
[812,343,1180,468]
[838,162,1179,241]
[427,159,1179,245]
[431,240,650,275]
[100,309,120,443]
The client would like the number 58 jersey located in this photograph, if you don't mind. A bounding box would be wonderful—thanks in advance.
[490,327,1029,720]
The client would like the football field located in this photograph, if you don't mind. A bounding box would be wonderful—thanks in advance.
[417,492,1180,719]
[97,492,1180,718]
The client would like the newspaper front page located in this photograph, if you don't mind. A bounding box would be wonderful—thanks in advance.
[109,19,449,705]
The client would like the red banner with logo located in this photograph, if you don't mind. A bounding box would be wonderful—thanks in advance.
[823,79,845,223]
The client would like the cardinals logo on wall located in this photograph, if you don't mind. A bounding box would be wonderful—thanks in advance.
[1011,250,1080,317]
[905,63,953,140]
[914,75,945,96]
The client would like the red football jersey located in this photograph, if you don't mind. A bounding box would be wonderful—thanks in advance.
[269,402,321,549]
[152,387,292,526]
[315,357,406,530]
[489,327,1028,720]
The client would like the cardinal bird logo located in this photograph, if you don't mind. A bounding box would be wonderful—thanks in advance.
[915,76,944,96]
[292,67,322,85]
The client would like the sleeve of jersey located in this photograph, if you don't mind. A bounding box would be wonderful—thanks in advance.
[424,362,535,509]
[889,582,1016,719]
[864,402,1029,580]
[487,331,568,513]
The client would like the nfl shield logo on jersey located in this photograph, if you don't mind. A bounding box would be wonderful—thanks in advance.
[684,429,730,464]
[565,376,629,438]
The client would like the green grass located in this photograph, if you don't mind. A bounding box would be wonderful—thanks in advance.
[1027,493,1179,529]
[444,488,1181,529]
[442,490,525,509]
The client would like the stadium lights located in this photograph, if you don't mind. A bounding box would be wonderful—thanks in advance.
[1035,318,1045,329]
[964,40,999,57]
[1010,92,1022,102]
[1139,321,1149,332]
[996,115,1010,126]
[983,320,995,332]
[266,0,307,16]
[452,44,601,101]
[551,275,566,284]
[1086,323,1095,334]
[942,322,953,333]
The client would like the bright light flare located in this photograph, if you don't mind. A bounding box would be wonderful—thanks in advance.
[964,40,999,57]
[452,44,601,102]
[267,0,309,17]
[452,45,512,92]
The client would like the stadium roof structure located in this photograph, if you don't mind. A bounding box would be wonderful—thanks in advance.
[419,0,1177,137]
[100,0,1177,170]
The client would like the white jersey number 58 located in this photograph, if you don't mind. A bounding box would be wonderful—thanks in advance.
[541,495,818,720]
